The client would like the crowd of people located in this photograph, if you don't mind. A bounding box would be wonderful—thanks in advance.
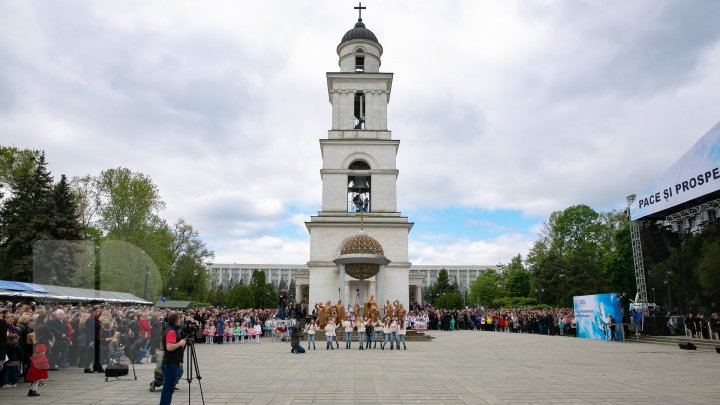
[404,304,580,336]
[4,297,717,401]
[683,313,720,339]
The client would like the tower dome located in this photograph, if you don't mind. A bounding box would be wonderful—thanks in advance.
[340,20,380,45]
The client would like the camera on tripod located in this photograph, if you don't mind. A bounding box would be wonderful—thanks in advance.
[182,323,199,344]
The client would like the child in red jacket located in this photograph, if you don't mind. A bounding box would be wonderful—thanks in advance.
[25,344,49,397]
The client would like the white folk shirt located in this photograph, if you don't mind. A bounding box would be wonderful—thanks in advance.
[343,320,353,333]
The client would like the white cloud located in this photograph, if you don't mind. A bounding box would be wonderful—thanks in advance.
[1,1,719,264]
[410,233,534,266]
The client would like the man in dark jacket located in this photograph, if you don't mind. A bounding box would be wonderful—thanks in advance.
[46,309,69,369]
[0,318,7,369]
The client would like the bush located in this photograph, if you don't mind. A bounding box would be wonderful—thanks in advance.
[491,297,538,308]
[435,292,463,309]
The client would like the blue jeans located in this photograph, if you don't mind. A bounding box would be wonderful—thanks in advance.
[292,345,305,353]
[358,332,365,347]
[154,368,183,387]
[366,332,372,346]
[2,365,19,385]
[383,333,393,348]
[396,334,405,348]
[160,363,181,405]
[344,332,352,346]
[307,334,315,348]
[374,331,381,345]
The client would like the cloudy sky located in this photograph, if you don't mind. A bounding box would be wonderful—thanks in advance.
[2,1,719,265]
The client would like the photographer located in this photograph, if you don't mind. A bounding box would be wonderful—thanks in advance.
[160,312,186,405]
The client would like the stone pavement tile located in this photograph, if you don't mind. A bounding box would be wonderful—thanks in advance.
[2,331,719,404]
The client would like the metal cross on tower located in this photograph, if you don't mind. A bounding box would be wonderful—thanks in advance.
[354,2,366,21]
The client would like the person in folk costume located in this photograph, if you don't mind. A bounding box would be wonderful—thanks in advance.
[395,300,407,323]
[353,301,360,320]
[368,302,379,323]
[335,300,346,324]
[363,295,376,320]
[384,300,395,320]
[323,301,334,327]
[25,343,49,397]
[316,303,327,328]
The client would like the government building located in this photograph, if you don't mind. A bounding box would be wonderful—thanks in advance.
[209,264,498,306]
[211,9,498,309]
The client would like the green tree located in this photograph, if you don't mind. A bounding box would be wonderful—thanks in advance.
[698,241,720,300]
[0,153,55,281]
[0,147,40,191]
[468,269,503,306]
[95,168,174,291]
[32,174,89,286]
[251,270,279,309]
[602,222,635,296]
[227,284,255,309]
[431,268,458,304]
[166,219,214,300]
[288,278,296,303]
[96,168,165,237]
[435,292,463,309]
[503,254,532,298]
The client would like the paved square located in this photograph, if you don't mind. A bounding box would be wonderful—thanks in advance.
[1,331,718,404]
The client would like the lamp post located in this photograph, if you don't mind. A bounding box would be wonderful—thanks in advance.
[664,269,673,313]
[559,269,566,306]
[143,266,149,300]
[651,287,656,305]
[536,284,544,305]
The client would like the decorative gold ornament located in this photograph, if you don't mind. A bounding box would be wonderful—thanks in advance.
[345,263,379,280]
[340,234,384,255]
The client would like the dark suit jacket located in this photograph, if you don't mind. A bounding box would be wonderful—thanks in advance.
[0,319,7,362]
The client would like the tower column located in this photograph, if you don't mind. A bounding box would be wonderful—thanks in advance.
[347,90,355,129]
[365,90,375,130]
[377,264,385,315]
[338,264,346,303]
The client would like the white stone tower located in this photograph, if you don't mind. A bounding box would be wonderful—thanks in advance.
[306,6,413,311]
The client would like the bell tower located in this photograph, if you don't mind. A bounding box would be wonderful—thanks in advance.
[306,4,413,311]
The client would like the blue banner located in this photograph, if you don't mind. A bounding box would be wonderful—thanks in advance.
[573,293,623,342]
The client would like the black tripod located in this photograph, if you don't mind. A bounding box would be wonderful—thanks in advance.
[184,339,205,405]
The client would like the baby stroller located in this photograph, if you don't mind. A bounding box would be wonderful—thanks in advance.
[149,351,184,392]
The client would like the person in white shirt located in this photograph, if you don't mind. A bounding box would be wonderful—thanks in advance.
[373,319,383,349]
[342,318,354,349]
[305,320,317,350]
[325,319,337,350]
[389,317,399,351]
[396,318,407,350]
[355,317,366,351]
[381,318,392,350]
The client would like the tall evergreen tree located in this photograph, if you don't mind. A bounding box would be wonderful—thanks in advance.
[0,153,55,281]
[34,174,88,286]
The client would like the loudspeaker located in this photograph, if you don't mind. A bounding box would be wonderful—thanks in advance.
[715,345,720,353]
[679,342,697,350]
